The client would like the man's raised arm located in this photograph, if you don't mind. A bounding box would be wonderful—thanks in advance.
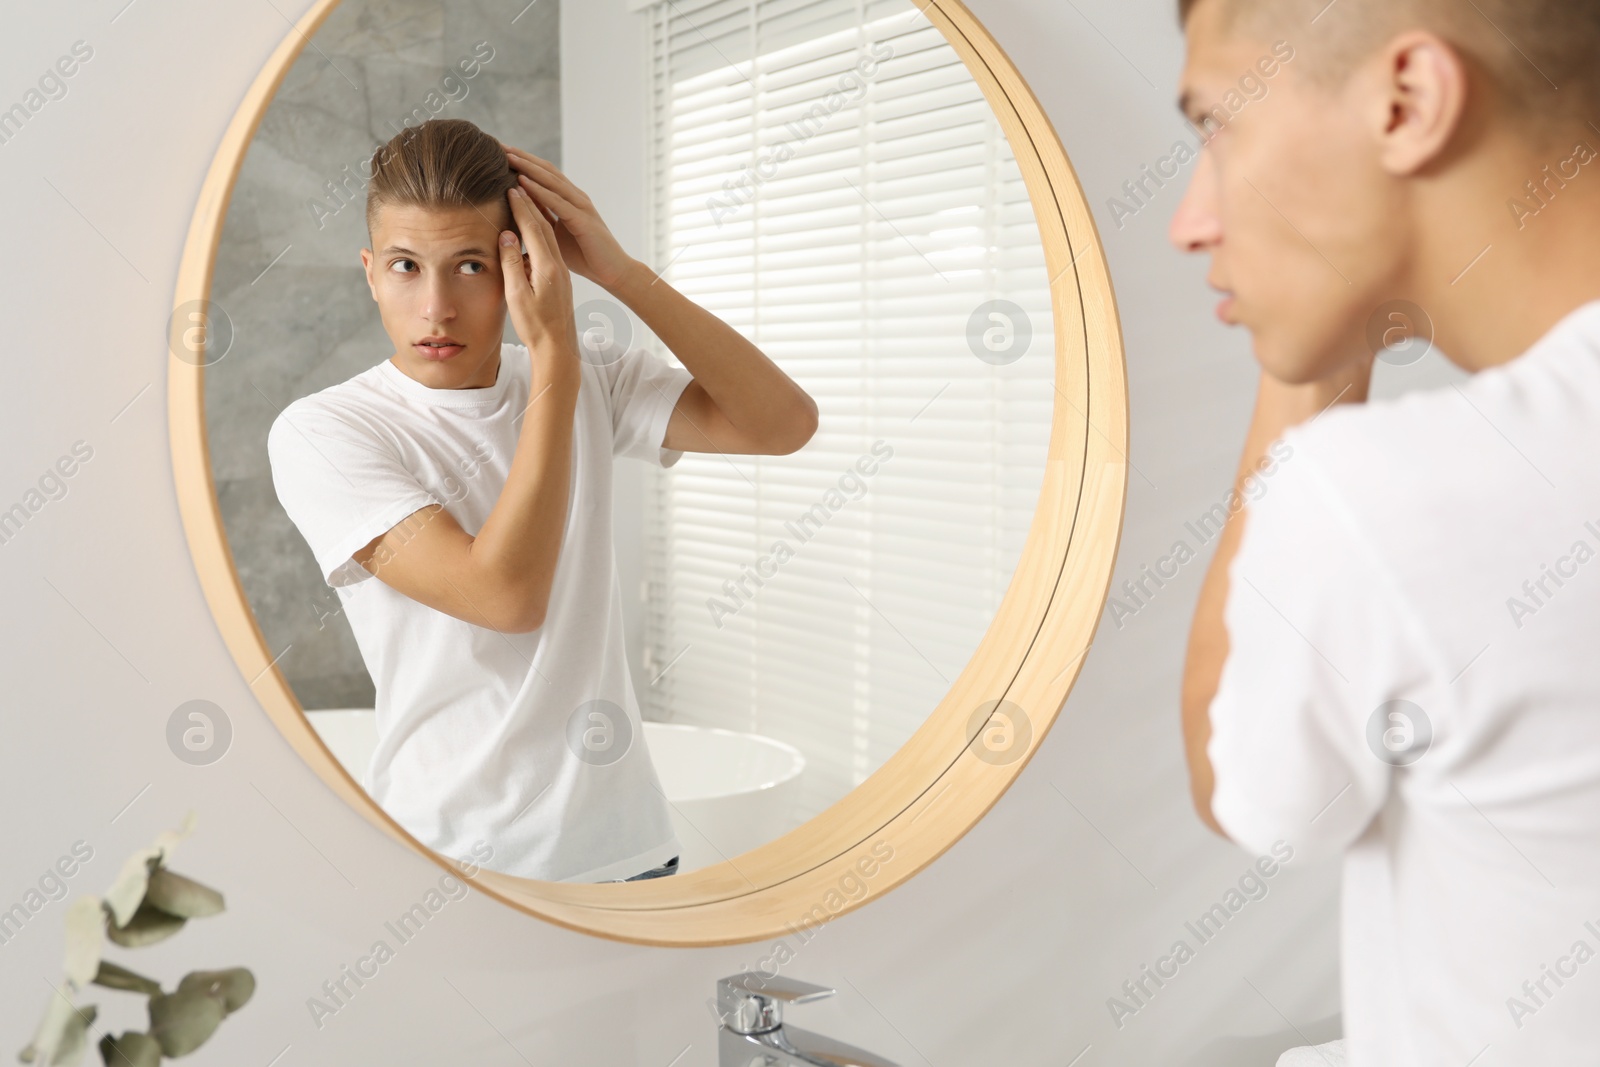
[353,184,582,634]
[1180,360,1373,834]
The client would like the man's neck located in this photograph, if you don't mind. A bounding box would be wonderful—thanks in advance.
[390,348,502,390]
[1410,135,1600,373]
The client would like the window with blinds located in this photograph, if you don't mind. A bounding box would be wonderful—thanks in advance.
[640,0,1056,829]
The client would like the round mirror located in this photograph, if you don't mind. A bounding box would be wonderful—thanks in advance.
[169,0,1126,945]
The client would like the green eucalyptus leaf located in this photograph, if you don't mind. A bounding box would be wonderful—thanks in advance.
[105,902,186,949]
[147,811,199,867]
[91,961,162,997]
[176,968,254,1015]
[17,986,94,1066]
[23,997,96,1067]
[63,898,108,988]
[143,869,223,919]
[96,1031,161,1067]
[147,989,224,1057]
[102,812,199,927]
[49,1000,96,1067]
[101,855,158,930]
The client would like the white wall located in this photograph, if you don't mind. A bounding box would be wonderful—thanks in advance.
[566,1,660,710]
[1,1,1465,1062]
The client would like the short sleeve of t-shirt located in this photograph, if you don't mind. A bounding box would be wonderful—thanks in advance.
[591,339,694,468]
[267,402,444,589]
[1206,426,1441,863]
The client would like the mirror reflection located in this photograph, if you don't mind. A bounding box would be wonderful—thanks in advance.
[209,0,1056,884]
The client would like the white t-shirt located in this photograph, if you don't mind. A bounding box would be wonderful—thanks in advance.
[267,339,693,883]
[1208,299,1600,1065]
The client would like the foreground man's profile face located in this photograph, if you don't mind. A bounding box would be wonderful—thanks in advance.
[1170,0,1410,384]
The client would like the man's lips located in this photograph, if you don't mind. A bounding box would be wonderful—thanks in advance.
[1207,279,1235,325]
[415,339,465,360]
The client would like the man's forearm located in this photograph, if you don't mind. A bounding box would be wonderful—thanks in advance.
[468,346,582,631]
[1181,360,1374,835]
[607,258,816,446]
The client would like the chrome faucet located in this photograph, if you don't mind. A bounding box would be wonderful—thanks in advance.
[715,972,901,1067]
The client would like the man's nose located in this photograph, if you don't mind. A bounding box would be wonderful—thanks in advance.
[1168,147,1222,254]
[421,276,456,320]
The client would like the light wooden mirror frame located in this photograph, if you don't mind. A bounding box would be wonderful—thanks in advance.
[169,0,1127,947]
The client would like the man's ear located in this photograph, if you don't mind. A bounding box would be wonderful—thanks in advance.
[1368,28,1470,176]
[359,247,377,300]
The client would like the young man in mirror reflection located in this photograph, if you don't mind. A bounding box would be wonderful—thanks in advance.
[267,118,817,884]
[1172,0,1600,1061]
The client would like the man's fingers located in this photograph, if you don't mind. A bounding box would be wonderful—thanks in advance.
[509,153,593,211]
[507,185,559,270]
[501,184,576,322]
[518,173,583,226]
[509,185,553,253]
[529,189,563,231]
[499,224,532,296]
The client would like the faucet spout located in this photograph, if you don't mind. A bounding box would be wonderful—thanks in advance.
[719,1022,900,1067]
[715,972,900,1067]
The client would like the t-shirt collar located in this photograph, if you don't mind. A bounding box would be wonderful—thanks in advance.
[377,345,512,408]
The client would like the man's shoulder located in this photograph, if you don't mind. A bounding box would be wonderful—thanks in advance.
[1268,335,1599,596]
[268,364,389,452]
[1266,380,1491,572]
[1289,330,1592,496]
[1291,298,1600,491]
[1271,384,1438,507]
[1280,386,1428,482]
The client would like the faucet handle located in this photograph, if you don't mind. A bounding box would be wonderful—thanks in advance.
[716,972,835,1034]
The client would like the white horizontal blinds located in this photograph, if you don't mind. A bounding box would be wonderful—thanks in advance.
[643,0,1054,830]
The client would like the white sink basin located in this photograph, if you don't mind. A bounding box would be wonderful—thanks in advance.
[302,709,805,875]
[641,722,806,872]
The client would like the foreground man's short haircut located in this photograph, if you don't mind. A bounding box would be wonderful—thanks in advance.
[1178,0,1600,148]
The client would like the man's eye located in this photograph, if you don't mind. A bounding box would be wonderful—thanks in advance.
[390,258,416,274]
[461,261,486,275]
